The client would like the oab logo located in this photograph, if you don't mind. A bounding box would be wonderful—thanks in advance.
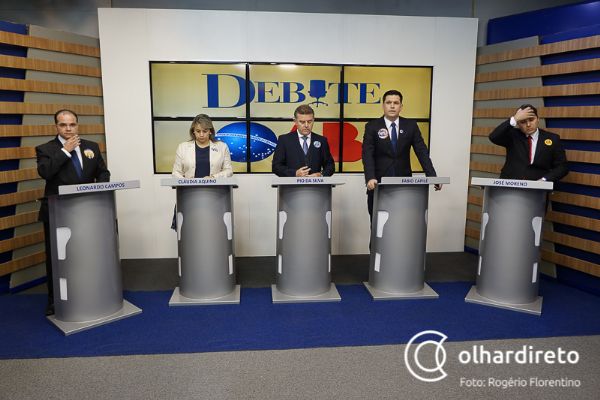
[404,330,448,382]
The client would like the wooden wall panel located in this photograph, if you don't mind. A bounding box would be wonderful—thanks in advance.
[468,32,600,280]
[476,59,599,83]
[0,24,105,283]
[477,36,600,65]
[0,124,105,137]
[0,31,100,57]
[0,77,102,96]
[0,55,101,77]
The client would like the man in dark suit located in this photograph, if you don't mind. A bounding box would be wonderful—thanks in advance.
[36,109,110,315]
[362,89,440,218]
[272,104,335,177]
[489,104,568,182]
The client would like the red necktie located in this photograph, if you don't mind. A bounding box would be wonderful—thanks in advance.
[527,135,533,164]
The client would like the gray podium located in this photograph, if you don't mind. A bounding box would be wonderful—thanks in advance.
[364,176,450,300]
[162,177,240,306]
[46,180,142,335]
[465,177,553,315]
[271,177,344,303]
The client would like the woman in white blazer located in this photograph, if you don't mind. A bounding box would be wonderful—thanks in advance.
[172,114,233,178]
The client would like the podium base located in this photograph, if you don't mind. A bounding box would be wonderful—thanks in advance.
[363,282,439,300]
[47,299,142,336]
[271,283,341,303]
[464,286,543,316]
[169,285,241,306]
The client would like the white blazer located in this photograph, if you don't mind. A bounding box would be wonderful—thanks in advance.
[172,140,233,178]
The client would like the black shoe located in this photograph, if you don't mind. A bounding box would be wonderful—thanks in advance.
[45,303,55,316]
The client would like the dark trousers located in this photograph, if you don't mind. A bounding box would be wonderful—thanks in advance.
[42,219,54,305]
[367,189,374,223]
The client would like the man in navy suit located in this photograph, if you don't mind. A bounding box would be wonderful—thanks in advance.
[272,104,334,177]
[362,89,440,218]
[489,104,568,182]
[36,109,110,315]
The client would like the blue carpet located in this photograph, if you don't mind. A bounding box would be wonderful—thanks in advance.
[1,281,600,359]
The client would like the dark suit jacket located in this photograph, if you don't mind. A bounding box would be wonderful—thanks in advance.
[36,137,110,222]
[362,116,436,182]
[489,120,568,182]
[272,131,335,177]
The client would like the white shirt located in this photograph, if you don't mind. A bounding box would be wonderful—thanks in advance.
[510,117,539,164]
[384,117,400,136]
[297,131,311,149]
[57,135,83,168]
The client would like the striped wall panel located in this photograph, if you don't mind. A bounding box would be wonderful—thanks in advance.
[0,22,105,291]
[468,33,600,280]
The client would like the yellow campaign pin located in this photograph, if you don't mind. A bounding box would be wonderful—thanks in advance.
[544,139,553,146]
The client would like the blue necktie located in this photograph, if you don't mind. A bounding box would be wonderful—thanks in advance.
[390,122,398,153]
[302,136,309,155]
[71,151,83,179]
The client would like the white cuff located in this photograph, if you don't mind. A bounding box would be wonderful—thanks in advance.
[509,116,517,127]
[61,148,72,157]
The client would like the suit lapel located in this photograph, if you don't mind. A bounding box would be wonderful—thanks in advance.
[533,130,547,163]
[80,143,90,179]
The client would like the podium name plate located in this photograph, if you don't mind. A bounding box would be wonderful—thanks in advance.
[272,177,346,186]
[161,177,238,187]
[471,177,553,190]
[58,180,140,195]
[380,177,450,185]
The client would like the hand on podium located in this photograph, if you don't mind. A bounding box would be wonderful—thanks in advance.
[367,179,378,191]
[295,166,311,177]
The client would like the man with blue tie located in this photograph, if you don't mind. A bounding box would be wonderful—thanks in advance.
[272,104,335,177]
[36,109,110,315]
[362,89,440,219]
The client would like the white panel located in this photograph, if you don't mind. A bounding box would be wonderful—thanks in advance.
[478,256,482,275]
[59,278,68,301]
[426,17,477,252]
[532,262,538,283]
[247,12,344,63]
[325,211,332,239]
[55,227,71,260]
[98,9,477,258]
[376,211,389,238]
[278,211,287,240]
[178,257,181,277]
[278,254,282,274]
[228,254,233,275]
[328,253,331,273]
[481,213,489,241]
[223,212,233,240]
[531,217,543,247]
[341,15,436,65]
[176,212,183,241]
[374,253,381,272]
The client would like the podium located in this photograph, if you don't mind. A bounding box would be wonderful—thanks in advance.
[271,177,344,303]
[364,176,450,300]
[162,177,240,305]
[46,180,142,335]
[465,177,553,315]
